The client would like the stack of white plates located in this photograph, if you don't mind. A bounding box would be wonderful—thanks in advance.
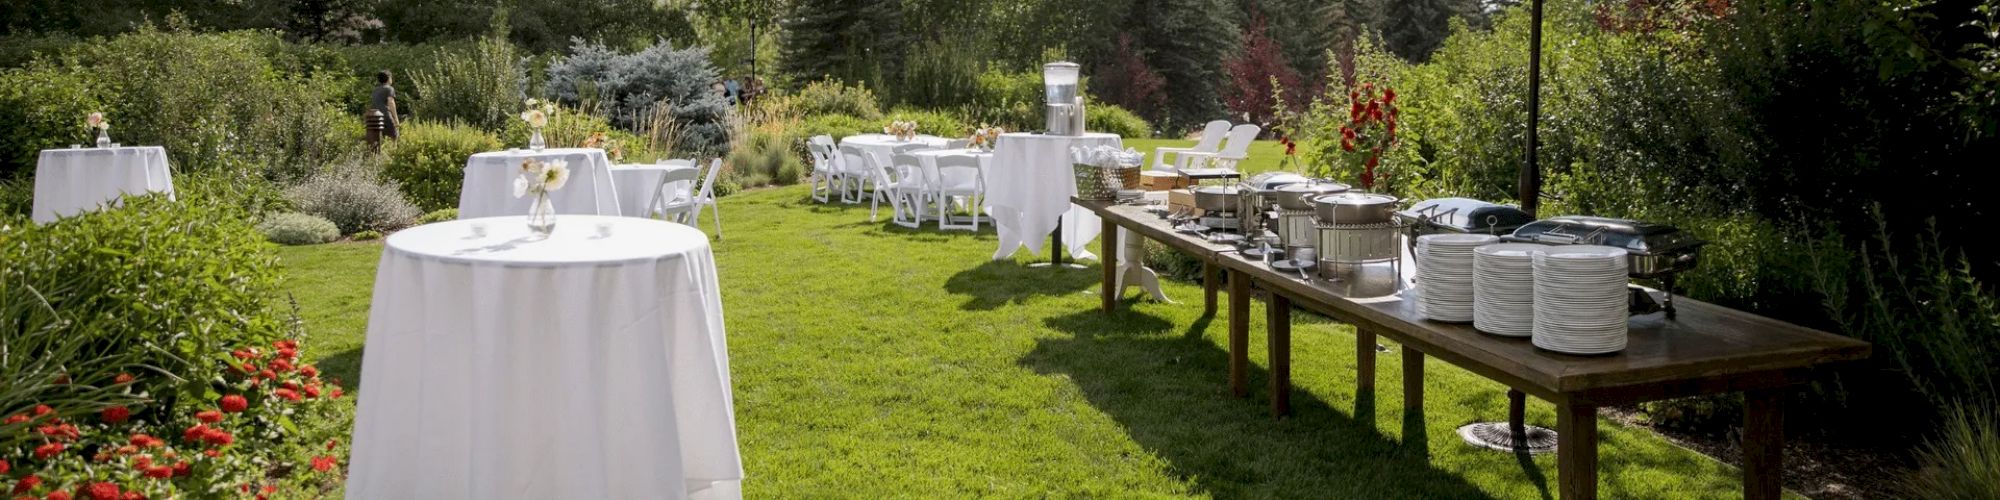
[1473,243,1543,337]
[1531,246,1631,354]
[1415,234,1500,322]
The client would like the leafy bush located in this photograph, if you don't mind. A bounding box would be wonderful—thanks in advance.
[727,130,805,188]
[383,121,503,211]
[545,40,732,154]
[791,80,883,121]
[175,171,295,216]
[1087,104,1152,138]
[1906,403,2000,499]
[409,37,525,131]
[795,114,874,141]
[0,196,287,399]
[287,159,423,235]
[886,109,969,139]
[418,208,459,224]
[0,275,154,453]
[0,66,104,178]
[257,213,340,246]
[498,107,660,163]
[352,230,384,241]
[333,41,461,116]
[895,38,982,109]
[964,68,1047,131]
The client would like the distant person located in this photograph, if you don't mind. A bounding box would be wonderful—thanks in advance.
[724,78,741,106]
[712,81,728,101]
[369,70,401,142]
[743,76,765,105]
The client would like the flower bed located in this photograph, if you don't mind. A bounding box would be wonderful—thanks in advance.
[2,339,349,499]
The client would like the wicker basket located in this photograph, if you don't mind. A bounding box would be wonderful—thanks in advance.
[1074,163,1140,201]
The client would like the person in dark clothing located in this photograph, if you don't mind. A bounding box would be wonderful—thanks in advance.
[370,70,401,140]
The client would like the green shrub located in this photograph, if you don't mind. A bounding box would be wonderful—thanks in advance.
[795,114,874,141]
[964,68,1047,130]
[0,65,107,178]
[409,36,525,131]
[287,158,423,234]
[0,33,79,69]
[176,170,295,216]
[0,273,154,452]
[895,38,982,109]
[545,40,733,155]
[383,121,504,211]
[257,212,340,245]
[886,109,970,139]
[1906,404,2000,499]
[727,130,805,188]
[352,229,384,241]
[0,195,287,402]
[792,80,883,121]
[499,107,660,163]
[1087,104,1152,138]
[419,208,459,224]
[335,41,462,115]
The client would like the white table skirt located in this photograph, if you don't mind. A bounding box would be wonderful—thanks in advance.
[986,133,1122,260]
[459,148,622,219]
[348,216,740,500]
[31,147,175,223]
[610,163,697,218]
[840,134,949,163]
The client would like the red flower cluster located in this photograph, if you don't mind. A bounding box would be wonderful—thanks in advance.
[181,424,234,447]
[310,455,339,472]
[218,395,248,414]
[12,474,41,494]
[99,406,131,424]
[1336,82,1401,190]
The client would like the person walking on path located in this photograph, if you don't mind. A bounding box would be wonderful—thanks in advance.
[367,70,401,150]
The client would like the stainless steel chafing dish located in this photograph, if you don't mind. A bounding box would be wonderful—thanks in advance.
[1394,197,1535,256]
[1505,216,1708,317]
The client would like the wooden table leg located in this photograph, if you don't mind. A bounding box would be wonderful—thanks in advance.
[1203,261,1219,315]
[1267,291,1292,417]
[1557,401,1599,500]
[1357,328,1377,393]
[1403,347,1424,411]
[1228,270,1250,398]
[1744,388,1785,500]
[1099,217,1118,313]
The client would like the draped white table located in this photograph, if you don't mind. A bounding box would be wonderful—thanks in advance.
[348,216,740,500]
[458,148,621,219]
[31,146,175,223]
[610,163,697,219]
[839,134,949,162]
[986,132,1122,261]
[906,148,993,189]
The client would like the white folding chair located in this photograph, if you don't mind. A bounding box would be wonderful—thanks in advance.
[808,136,839,203]
[1181,124,1261,170]
[686,158,724,239]
[934,154,984,231]
[945,139,972,149]
[1153,120,1231,171]
[861,149,914,225]
[836,144,874,204]
[651,164,702,221]
[887,153,930,228]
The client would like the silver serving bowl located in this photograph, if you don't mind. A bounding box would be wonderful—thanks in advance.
[1275,182,1351,211]
[1313,192,1400,225]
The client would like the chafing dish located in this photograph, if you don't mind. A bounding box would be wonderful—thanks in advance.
[1193,186,1241,214]
[1274,182,1350,211]
[1394,197,1535,237]
[1505,216,1708,317]
[1312,193,1399,225]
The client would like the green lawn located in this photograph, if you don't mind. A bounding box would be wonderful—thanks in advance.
[277,147,1760,497]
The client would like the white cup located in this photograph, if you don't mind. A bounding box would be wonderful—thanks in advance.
[595,222,613,238]
[470,223,488,238]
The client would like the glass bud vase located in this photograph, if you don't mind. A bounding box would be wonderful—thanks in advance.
[526,192,556,238]
[529,129,546,152]
[95,129,111,148]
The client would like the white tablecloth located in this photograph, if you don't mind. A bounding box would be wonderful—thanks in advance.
[986,132,1122,260]
[31,147,175,223]
[840,134,949,162]
[348,216,740,500]
[459,148,621,219]
[610,163,697,218]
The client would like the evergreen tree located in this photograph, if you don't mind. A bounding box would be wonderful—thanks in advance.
[1133,0,1238,131]
[1382,0,1456,62]
[780,0,906,88]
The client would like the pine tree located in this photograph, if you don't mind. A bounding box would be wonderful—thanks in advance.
[1133,0,1238,131]
[780,0,906,86]
[1222,14,1303,132]
[1382,0,1456,63]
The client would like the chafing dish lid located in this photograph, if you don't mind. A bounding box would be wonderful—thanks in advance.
[1395,197,1535,231]
[1507,216,1706,255]
[1240,172,1310,191]
[1276,182,1351,195]
[1315,192,1399,206]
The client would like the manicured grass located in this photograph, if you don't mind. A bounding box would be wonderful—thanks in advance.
[277,184,1767,497]
[1124,138,1293,175]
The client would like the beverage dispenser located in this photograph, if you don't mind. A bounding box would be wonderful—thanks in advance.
[1043,62,1086,136]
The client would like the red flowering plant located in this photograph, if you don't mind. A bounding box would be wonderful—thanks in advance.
[1331,81,1400,191]
[2,338,350,499]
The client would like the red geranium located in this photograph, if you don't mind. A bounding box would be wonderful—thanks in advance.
[329,388,343,399]
[34,442,65,459]
[273,389,301,402]
[142,465,173,479]
[37,423,79,441]
[129,434,164,448]
[219,395,248,413]
[302,384,321,399]
[271,359,294,373]
[257,369,277,381]
[0,458,9,474]
[231,348,257,360]
[202,449,220,458]
[310,455,338,472]
[32,405,52,417]
[113,373,135,384]
[325,439,339,451]
[100,406,130,424]
[172,461,191,477]
[203,428,234,447]
[195,410,223,423]
[12,475,40,494]
[48,491,73,500]
[80,483,119,500]
[299,365,319,378]
[3,414,27,424]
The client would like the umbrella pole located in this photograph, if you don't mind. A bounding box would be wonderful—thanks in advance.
[1522,0,1545,217]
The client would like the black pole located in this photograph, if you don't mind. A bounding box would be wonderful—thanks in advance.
[749,19,757,82]
[1051,220,1066,265]
[1521,0,1545,217]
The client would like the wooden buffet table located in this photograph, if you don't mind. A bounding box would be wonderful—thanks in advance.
[1080,197,1871,500]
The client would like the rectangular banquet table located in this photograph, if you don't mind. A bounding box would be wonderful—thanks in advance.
[1078,196,1872,500]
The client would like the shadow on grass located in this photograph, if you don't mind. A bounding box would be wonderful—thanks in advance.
[1022,308,1496,498]
[943,260,1099,311]
[317,347,364,391]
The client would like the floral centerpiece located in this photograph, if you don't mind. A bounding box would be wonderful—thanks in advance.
[581,131,625,162]
[86,112,111,148]
[1335,83,1399,190]
[883,120,919,141]
[514,158,571,237]
[969,125,1003,151]
[521,99,557,151]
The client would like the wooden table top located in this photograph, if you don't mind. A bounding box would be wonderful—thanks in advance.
[1080,197,1873,402]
